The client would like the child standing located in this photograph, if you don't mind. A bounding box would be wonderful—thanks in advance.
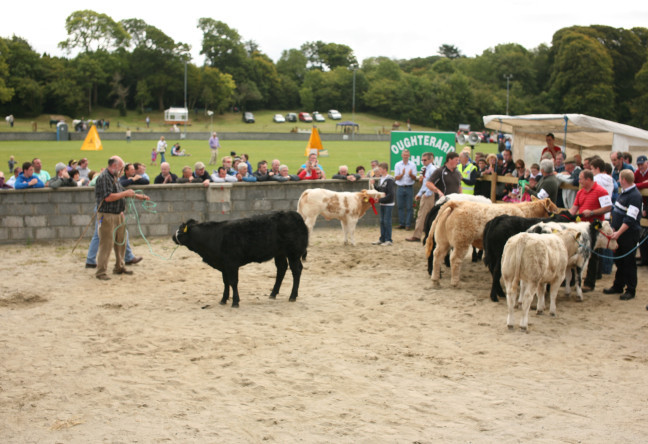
[8,155,16,173]
[370,162,396,246]
[151,147,158,166]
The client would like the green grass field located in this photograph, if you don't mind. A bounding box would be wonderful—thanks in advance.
[0,137,499,178]
[1,107,502,177]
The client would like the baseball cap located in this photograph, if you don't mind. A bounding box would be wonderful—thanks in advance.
[637,155,647,164]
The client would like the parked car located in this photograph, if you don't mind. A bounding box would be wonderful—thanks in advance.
[327,109,342,120]
[242,112,255,123]
[285,112,297,122]
[273,114,286,123]
[298,112,313,123]
[312,112,326,122]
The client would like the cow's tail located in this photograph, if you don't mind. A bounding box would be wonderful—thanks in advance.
[482,220,496,272]
[296,190,309,217]
[422,204,442,246]
[425,202,456,259]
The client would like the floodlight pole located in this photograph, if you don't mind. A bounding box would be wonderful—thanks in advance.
[184,61,188,138]
[504,74,513,115]
[352,68,356,140]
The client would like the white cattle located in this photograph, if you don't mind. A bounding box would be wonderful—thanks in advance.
[297,188,385,245]
[502,231,580,331]
[527,220,618,301]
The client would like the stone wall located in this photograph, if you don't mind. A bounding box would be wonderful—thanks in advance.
[0,180,399,244]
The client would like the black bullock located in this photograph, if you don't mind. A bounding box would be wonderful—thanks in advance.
[173,211,308,307]
[482,211,578,302]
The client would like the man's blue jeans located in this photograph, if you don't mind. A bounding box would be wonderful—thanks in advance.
[379,205,393,243]
[397,186,414,227]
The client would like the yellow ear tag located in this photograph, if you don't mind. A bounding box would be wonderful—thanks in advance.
[552,229,559,234]
[183,226,188,233]
[576,216,581,222]
[364,198,369,202]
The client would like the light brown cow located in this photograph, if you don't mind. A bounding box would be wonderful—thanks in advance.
[297,188,385,245]
[427,198,559,286]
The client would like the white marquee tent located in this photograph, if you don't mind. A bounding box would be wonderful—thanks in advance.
[483,114,648,164]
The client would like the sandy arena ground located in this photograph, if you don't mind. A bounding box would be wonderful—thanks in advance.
[1,225,647,443]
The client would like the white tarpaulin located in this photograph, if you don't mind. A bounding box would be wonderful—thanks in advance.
[483,114,648,164]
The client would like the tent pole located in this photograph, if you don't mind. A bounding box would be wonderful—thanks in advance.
[563,115,569,153]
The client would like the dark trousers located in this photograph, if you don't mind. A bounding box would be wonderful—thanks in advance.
[612,229,640,294]
[379,205,393,243]
[397,186,414,228]
[583,249,600,288]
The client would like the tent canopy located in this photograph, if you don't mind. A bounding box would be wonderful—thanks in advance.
[483,114,648,154]
[336,121,359,127]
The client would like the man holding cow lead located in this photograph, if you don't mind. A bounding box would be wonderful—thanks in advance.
[569,169,612,293]
[95,156,150,281]
[426,152,462,199]
[394,149,418,230]
[604,170,643,301]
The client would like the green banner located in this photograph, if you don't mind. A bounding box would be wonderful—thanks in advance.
[389,131,456,170]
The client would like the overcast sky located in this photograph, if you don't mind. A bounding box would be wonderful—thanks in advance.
[4,1,648,64]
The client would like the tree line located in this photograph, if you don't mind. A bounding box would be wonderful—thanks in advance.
[1,10,648,130]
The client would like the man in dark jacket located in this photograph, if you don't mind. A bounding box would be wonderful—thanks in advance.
[120,163,150,187]
[370,162,396,246]
[49,162,78,188]
[253,160,270,182]
[605,170,643,300]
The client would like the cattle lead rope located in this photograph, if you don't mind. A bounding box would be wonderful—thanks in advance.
[112,190,180,260]
[580,230,648,260]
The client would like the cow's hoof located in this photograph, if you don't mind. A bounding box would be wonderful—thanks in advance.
[536,310,544,315]
[550,313,556,317]
[232,303,239,308]
[451,281,460,288]
[219,300,227,305]
[490,296,499,302]
[269,294,277,299]
[520,326,528,332]
[507,325,514,330]
[289,297,297,302]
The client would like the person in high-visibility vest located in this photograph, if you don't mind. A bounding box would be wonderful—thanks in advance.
[457,151,478,195]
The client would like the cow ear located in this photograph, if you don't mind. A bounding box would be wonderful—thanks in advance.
[531,195,538,201]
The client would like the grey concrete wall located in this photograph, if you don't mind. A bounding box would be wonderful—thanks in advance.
[0,131,389,143]
[0,179,404,244]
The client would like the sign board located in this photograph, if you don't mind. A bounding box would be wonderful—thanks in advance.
[389,131,455,169]
[80,125,103,151]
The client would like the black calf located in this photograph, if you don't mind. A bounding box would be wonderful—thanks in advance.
[173,211,308,307]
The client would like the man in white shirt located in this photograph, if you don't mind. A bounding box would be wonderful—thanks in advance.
[156,136,167,164]
[407,152,436,242]
[394,149,418,230]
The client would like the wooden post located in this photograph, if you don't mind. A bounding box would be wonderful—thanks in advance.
[490,173,498,203]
